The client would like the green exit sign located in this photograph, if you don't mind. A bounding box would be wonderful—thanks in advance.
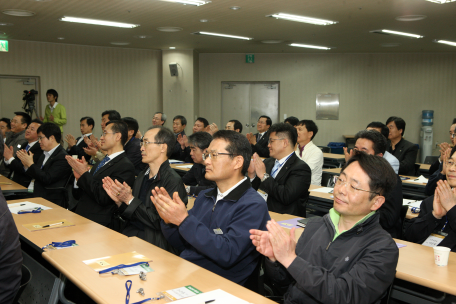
[246,54,254,63]
[0,40,8,52]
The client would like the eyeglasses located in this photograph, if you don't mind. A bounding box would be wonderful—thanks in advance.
[102,131,117,136]
[334,176,379,196]
[449,132,455,138]
[37,136,45,141]
[202,151,236,160]
[268,138,285,144]
[140,141,163,147]
[446,160,456,168]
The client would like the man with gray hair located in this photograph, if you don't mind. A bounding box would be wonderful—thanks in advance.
[153,112,166,126]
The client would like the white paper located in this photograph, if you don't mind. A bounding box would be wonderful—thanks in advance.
[422,234,445,248]
[169,159,184,164]
[8,201,53,214]
[404,175,428,184]
[403,199,422,208]
[177,165,194,169]
[310,187,334,194]
[173,289,250,304]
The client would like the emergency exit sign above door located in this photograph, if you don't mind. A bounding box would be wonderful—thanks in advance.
[246,54,254,63]
[0,40,8,52]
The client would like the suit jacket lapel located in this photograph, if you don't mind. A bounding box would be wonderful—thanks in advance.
[41,146,62,170]
[133,172,145,197]
[274,153,296,181]
[93,153,124,177]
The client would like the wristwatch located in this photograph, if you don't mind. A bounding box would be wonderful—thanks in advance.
[185,185,191,194]
[261,173,270,182]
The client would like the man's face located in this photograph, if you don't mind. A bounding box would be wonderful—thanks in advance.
[38,132,54,152]
[10,115,27,133]
[193,120,206,133]
[141,129,163,164]
[333,161,380,217]
[25,123,40,142]
[0,121,9,137]
[268,132,286,159]
[387,121,402,140]
[354,138,377,156]
[80,119,92,135]
[296,124,312,144]
[100,124,118,150]
[225,122,235,131]
[449,124,456,146]
[152,113,164,126]
[257,118,269,133]
[190,145,206,164]
[46,93,56,103]
[173,119,185,134]
[101,114,110,131]
[204,138,239,182]
[446,151,456,187]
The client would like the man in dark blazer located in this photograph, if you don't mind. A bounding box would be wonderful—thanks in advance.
[16,123,72,207]
[65,116,94,162]
[4,119,43,189]
[170,115,188,161]
[246,115,272,158]
[67,120,135,230]
[122,117,147,175]
[249,123,311,217]
[386,116,419,176]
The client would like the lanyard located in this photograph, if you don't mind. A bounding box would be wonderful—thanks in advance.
[41,240,76,250]
[271,153,293,178]
[99,262,149,274]
[125,280,132,304]
[18,207,42,214]
[442,216,448,232]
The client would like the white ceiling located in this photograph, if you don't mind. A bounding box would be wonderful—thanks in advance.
[1,0,456,53]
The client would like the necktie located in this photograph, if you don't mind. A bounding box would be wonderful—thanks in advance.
[271,160,281,178]
[257,134,262,142]
[93,156,110,175]
[25,144,30,152]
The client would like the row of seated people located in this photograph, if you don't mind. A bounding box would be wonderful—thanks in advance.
[1,111,454,304]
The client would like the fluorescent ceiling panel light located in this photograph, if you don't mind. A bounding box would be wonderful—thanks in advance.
[379,29,423,38]
[169,47,176,49]
[193,31,253,40]
[426,0,455,3]
[289,43,330,50]
[435,39,456,47]
[267,13,337,25]
[162,0,210,6]
[60,16,139,28]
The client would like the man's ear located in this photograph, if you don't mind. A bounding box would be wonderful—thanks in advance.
[233,155,244,171]
[370,195,385,211]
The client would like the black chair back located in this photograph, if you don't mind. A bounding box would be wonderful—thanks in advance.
[12,264,32,304]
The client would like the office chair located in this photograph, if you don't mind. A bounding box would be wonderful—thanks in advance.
[12,264,32,304]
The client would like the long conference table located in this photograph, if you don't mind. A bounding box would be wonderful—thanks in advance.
[0,175,28,195]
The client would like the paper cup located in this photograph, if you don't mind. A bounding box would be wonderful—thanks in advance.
[72,155,78,159]
[434,246,451,266]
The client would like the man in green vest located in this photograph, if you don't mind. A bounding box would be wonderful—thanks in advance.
[41,89,67,143]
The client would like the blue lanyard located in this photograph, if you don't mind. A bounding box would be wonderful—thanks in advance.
[442,216,448,232]
[125,280,132,304]
[99,262,149,274]
[41,240,76,250]
[271,153,293,178]
[18,207,42,214]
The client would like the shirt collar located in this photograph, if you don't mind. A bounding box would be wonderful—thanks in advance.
[276,152,294,164]
[216,177,247,201]
[44,144,60,156]
[48,102,59,109]
[28,140,39,148]
[83,133,92,137]
[107,150,124,160]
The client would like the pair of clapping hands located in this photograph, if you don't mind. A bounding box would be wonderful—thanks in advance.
[3,144,35,168]
[433,180,456,219]
[64,134,104,156]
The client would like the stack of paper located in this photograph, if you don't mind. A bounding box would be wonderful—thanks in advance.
[8,201,52,214]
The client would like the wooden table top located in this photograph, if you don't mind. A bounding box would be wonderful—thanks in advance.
[323,153,346,159]
[8,197,126,249]
[170,163,192,172]
[401,175,427,187]
[418,163,431,170]
[0,175,27,193]
[322,168,342,174]
[43,237,277,304]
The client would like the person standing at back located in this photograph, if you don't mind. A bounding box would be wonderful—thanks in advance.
[41,89,67,143]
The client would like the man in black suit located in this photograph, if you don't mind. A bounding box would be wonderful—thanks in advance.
[66,120,135,230]
[16,123,72,207]
[122,117,147,175]
[170,115,187,160]
[65,116,94,162]
[249,123,311,217]
[4,119,44,189]
[246,115,272,158]
[386,116,419,176]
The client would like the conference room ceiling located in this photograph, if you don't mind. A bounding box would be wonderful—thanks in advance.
[1,0,456,53]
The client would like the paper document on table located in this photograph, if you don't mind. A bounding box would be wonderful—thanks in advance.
[173,289,250,304]
[405,175,428,184]
[8,201,52,214]
[310,187,334,194]
[403,199,422,208]
[177,165,193,169]
[83,251,152,272]
[169,159,184,164]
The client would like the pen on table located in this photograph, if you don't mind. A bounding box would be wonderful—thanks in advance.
[42,222,64,228]
[0,182,12,185]
[198,301,215,304]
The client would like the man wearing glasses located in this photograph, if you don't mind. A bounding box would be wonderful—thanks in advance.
[249,123,311,217]
[102,126,187,253]
[66,120,135,231]
[251,152,398,304]
[151,130,270,285]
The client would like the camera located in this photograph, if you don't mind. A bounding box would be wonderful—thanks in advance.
[22,89,39,118]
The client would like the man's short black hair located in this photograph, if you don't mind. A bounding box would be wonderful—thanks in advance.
[284,116,299,126]
[173,115,187,126]
[342,151,397,200]
[269,122,298,147]
[452,118,456,125]
[450,146,456,159]
[30,118,43,126]
[0,117,11,129]
[46,89,58,102]
[229,120,243,133]
[386,116,406,136]
[155,112,167,124]
[366,121,389,139]
[102,110,121,121]
[14,112,31,127]
[259,115,272,127]
[297,120,318,140]
[80,116,95,130]
[122,117,139,138]
[196,117,209,128]
[188,132,213,150]
[212,130,252,175]
[106,120,128,146]
[37,122,61,143]
[354,130,387,155]
[146,126,176,158]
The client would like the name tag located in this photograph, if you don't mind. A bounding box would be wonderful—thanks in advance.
[257,189,268,202]
[28,179,35,193]
[422,233,445,247]
[213,228,223,235]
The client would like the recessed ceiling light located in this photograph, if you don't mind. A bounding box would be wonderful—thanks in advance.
[230,6,241,10]
[434,39,456,47]
[157,27,183,32]
[200,19,208,22]
[381,43,400,47]
[169,47,176,49]
[57,37,65,40]
[261,40,284,44]
[370,29,423,38]
[267,13,337,26]
[0,22,13,26]
[193,31,252,40]
[2,9,36,17]
[134,35,152,39]
[60,16,139,28]
[110,42,130,45]
[289,43,331,50]
[395,15,427,21]
[426,0,455,3]
[161,0,210,5]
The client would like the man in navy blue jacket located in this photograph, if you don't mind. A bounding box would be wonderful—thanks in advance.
[151,130,270,285]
